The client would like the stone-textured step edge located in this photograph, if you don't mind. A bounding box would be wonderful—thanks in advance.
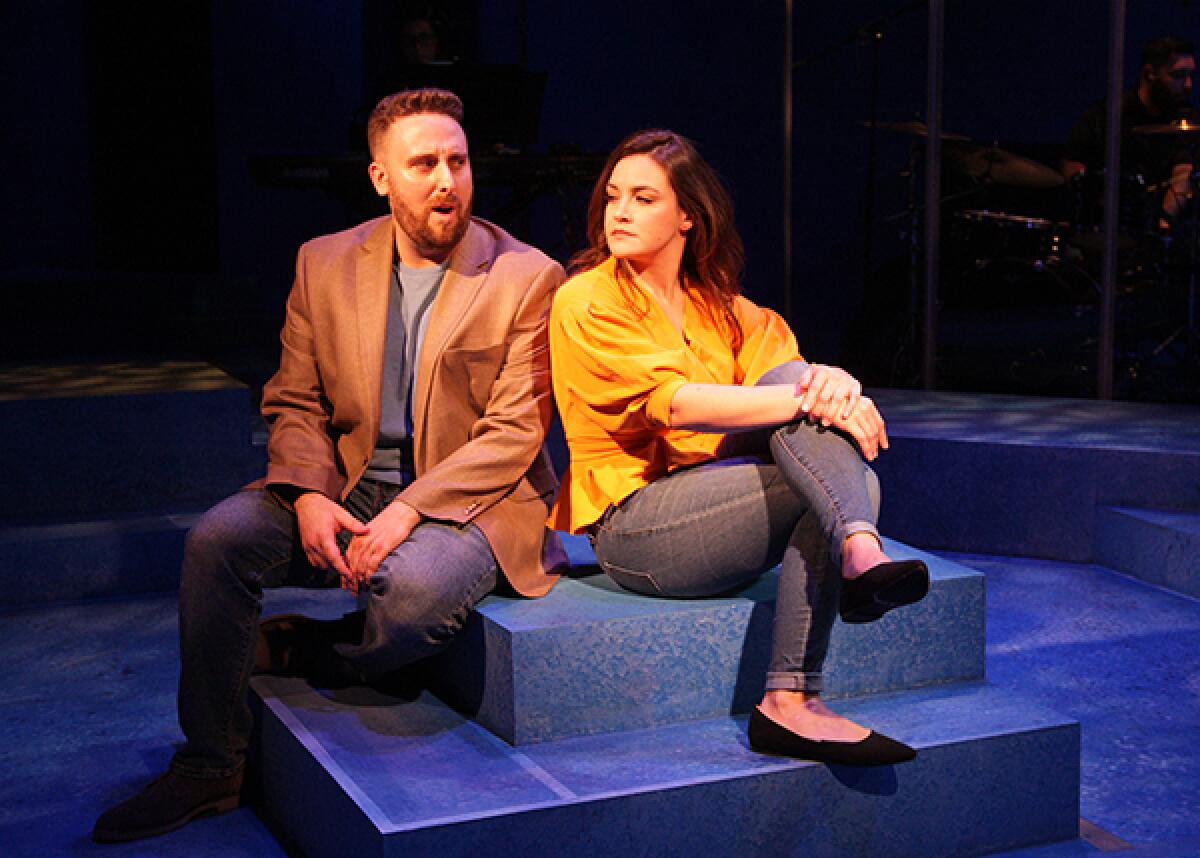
[0,363,261,519]
[871,437,1200,564]
[0,511,201,605]
[867,389,1200,565]
[1094,506,1200,600]
[429,537,985,744]
[252,678,1079,858]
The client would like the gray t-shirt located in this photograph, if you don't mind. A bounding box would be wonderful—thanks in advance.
[363,258,446,485]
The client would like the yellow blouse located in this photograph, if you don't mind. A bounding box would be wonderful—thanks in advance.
[549,256,801,533]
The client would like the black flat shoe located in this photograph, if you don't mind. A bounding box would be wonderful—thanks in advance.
[839,559,930,624]
[748,707,916,766]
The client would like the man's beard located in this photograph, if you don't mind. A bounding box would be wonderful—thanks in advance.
[1149,79,1190,117]
[391,191,472,256]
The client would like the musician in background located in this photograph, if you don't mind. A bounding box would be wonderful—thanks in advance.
[1062,35,1196,229]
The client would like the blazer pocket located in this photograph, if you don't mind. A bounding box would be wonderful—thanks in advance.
[440,344,507,410]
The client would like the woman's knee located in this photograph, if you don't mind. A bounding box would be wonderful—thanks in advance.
[755,359,809,387]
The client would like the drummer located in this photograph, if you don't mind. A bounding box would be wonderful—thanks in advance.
[1062,35,1196,229]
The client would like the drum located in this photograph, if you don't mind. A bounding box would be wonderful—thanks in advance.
[952,209,1065,271]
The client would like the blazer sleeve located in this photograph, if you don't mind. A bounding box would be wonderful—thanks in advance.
[261,243,346,501]
[398,259,564,520]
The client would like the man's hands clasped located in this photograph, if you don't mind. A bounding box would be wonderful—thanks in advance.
[294,492,421,594]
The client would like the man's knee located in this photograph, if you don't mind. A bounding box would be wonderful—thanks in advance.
[181,490,290,586]
[364,570,473,651]
[358,531,497,663]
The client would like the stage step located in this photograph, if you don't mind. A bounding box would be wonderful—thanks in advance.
[251,677,1079,858]
[1095,506,1200,599]
[867,390,1200,563]
[0,510,201,606]
[0,361,262,520]
[427,536,984,745]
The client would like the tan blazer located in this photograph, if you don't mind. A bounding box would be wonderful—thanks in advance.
[258,215,566,596]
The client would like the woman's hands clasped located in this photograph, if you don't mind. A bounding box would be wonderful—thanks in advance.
[795,364,888,460]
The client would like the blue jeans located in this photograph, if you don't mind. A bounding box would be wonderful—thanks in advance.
[171,479,497,778]
[591,361,880,693]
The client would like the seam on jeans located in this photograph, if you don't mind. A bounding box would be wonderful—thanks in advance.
[212,552,289,761]
[772,428,849,532]
[217,593,259,756]
[601,480,783,539]
[596,558,664,596]
[434,534,498,644]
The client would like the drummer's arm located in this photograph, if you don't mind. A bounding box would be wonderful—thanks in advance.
[1162,161,1194,221]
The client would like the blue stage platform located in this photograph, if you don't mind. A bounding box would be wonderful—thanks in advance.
[254,676,1078,858]
[870,389,1200,577]
[5,380,1200,856]
[425,537,983,744]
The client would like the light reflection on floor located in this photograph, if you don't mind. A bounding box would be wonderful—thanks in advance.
[0,361,242,400]
[871,388,1200,451]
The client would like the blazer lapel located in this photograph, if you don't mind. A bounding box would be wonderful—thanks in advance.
[355,218,395,438]
[411,220,493,450]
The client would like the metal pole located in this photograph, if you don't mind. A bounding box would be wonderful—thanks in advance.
[783,0,794,326]
[864,29,882,294]
[921,0,944,388]
[1099,0,1125,399]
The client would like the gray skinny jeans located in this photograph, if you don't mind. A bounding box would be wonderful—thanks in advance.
[591,361,881,693]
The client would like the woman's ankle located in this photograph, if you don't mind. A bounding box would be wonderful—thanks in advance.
[841,532,888,580]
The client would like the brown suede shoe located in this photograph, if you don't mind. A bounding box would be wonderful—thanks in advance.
[255,611,366,687]
[92,769,242,843]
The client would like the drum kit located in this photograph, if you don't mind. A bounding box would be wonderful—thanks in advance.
[869,118,1200,398]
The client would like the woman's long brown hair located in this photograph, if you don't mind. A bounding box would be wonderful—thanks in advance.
[570,129,745,350]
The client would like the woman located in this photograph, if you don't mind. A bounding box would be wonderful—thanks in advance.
[548,130,929,766]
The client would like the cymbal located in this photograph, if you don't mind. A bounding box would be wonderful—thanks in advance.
[1132,117,1200,135]
[947,145,1065,189]
[861,119,972,142]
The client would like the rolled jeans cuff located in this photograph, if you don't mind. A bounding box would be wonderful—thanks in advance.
[765,671,824,693]
[835,519,882,565]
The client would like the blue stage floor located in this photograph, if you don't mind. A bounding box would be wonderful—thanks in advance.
[3,387,1199,856]
[1,552,1197,856]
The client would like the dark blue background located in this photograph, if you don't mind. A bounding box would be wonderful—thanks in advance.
[2,1,1197,370]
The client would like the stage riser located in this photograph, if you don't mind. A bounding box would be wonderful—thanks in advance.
[0,513,197,606]
[428,539,985,745]
[253,679,1080,858]
[872,438,1200,563]
[1,382,261,521]
[1095,507,1200,599]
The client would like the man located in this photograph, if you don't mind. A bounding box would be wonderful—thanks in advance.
[1063,35,1196,228]
[92,88,566,842]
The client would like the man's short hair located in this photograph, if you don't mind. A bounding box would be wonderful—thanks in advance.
[1142,35,1195,68]
[367,88,465,158]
